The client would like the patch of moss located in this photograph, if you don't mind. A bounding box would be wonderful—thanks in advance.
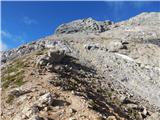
[35,50,45,55]
[14,74,25,86]
[88,99,98,108]
[127,108,141,120]
[35,49,49,56]
[103,90,113,99]
[6,95,15,104]
[96,116,105,120]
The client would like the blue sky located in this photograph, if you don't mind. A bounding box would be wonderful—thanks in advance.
[1,1,160,50]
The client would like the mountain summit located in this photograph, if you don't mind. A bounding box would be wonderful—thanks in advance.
[55,17,113,34]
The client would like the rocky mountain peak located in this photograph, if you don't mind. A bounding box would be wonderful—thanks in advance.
[55,17,113,34]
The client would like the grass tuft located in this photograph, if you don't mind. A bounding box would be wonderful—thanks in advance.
[6,95,15,104]
[2,59,26,89]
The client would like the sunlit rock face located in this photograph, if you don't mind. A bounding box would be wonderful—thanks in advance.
[55,17,113,34]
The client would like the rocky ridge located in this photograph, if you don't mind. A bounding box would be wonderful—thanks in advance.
[55,17,113,34]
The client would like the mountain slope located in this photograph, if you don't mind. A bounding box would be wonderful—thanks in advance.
[1,12,160,120]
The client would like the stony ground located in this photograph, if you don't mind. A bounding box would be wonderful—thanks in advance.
[1,52,128,120]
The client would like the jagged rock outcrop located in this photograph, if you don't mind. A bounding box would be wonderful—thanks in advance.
[55,17,113,34]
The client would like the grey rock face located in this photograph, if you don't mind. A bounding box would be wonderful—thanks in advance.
[1,39,72,65]
[55,17,113,34]
[120,12,160,26]
[78,49,160,108]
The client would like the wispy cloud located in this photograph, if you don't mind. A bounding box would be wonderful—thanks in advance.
[23,16,37,25]
[1,30,12,39]
[1,30,26,45]
[0,40,8,51]
[105,1,152,21]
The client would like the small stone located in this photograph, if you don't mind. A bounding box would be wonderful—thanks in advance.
[38,92,54,106]
[141,107,148,118]
[53,65,63,72]
[30,105,39,114]
[54,106,61,110]
[107,116,116,120]
[84,43,99,50]
[39,92,46,96]
[69,117,76,120]
[29,115,44,120]
[69,108,77,114]
[71,90,75,95]
[44,106,50,111]
[126,103,138,109]
[123,97,135,104]
[107,41,124,52]
[46,64,53,72]
[22,114,28,119]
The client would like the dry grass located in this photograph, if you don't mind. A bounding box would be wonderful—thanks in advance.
[2,59,26,88]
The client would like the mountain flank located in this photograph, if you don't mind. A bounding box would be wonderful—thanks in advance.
[1,12,160,120]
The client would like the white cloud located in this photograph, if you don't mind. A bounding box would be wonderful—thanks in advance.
[105,1,152,21]
[1,30,12,38]
[0,40,8,51]
[1,30,26,48]
[23,16,37,25]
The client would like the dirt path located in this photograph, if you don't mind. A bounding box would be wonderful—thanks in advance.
[1,64,102,120]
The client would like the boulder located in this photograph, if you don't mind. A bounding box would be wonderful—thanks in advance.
[107,41,126,52]
[126,103,138,109]
[37,92,54,106]
[36,49,67,71]
[47,49,65,64]
[84,43,100,50]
